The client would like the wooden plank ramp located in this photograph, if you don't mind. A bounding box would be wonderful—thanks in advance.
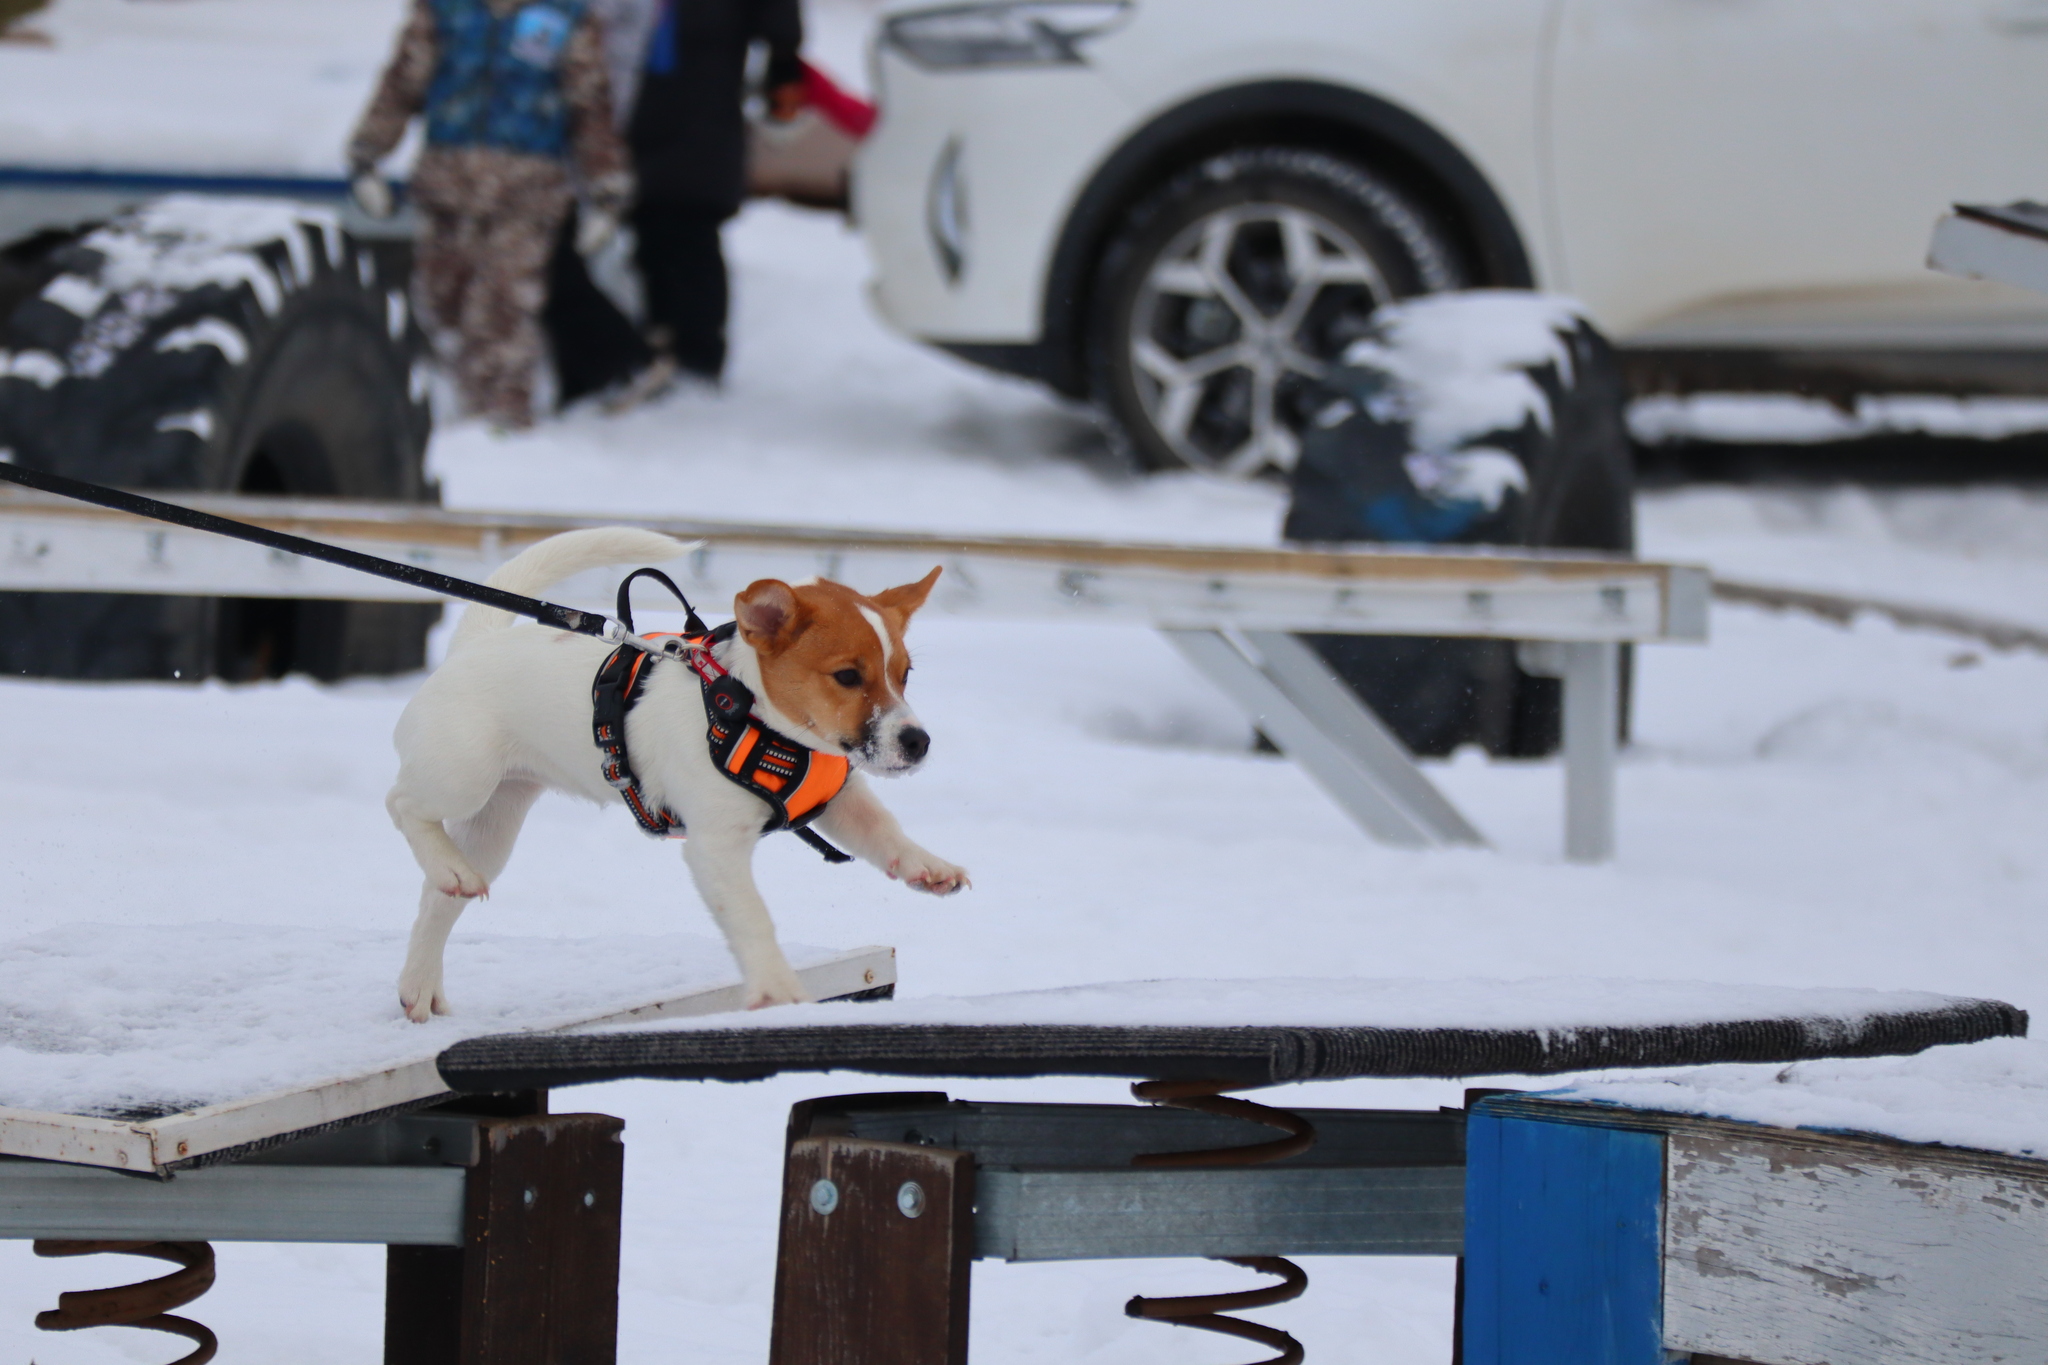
[0,945,893,1174]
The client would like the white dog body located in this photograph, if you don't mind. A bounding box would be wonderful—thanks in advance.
[387,528,967,1021]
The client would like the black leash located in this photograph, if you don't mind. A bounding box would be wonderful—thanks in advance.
[0,461,620,641]
[4,460,857,862]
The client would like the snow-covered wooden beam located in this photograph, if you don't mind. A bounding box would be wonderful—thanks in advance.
[0,487,1709,643]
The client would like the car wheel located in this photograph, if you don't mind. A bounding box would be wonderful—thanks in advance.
[0,199,439,682]
[1091,147,1469,476]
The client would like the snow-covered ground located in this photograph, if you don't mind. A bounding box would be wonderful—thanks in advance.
[7,193,2048,1364]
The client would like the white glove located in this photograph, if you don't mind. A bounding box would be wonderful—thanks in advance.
[576,207,620,256]
[351,172,395,220]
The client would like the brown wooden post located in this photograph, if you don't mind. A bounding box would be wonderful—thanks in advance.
[769,1137,975,1365]
[385,1111,625,1365]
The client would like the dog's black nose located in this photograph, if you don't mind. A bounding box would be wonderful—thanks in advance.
[898,726,930,763]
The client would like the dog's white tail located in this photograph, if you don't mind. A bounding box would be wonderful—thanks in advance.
[450,527,696,649]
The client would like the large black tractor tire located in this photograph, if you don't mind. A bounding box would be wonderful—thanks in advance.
[1089,147,1470,476]
[0,200,438,682]
[1282,293,1635,759]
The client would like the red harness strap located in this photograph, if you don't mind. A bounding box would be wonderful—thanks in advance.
[591,624,852,863]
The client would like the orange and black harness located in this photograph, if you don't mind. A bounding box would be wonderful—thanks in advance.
[591,569,853,864]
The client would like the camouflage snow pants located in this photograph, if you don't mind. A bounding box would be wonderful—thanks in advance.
[409,147,573,427]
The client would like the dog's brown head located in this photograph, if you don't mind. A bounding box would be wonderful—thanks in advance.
[734,567,941,772]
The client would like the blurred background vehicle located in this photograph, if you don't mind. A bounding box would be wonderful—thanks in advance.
[855,0,2048,476]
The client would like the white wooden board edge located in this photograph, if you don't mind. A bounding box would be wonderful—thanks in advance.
[0,1106,155,1172]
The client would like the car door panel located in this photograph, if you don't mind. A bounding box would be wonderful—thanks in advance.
[1547,0,2048,343]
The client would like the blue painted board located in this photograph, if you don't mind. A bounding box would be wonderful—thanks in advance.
[1463,1105,1667,1365]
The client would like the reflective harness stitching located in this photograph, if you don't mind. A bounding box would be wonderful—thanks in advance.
[592,620,854,864]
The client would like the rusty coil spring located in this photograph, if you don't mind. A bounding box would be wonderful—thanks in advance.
[1122,1078,1318,1365]
[33,1239,219,1365]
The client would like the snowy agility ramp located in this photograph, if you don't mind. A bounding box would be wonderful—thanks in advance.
[0,487,1709,861]
[0,924,892,1174]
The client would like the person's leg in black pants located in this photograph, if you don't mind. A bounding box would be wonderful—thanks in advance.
[633,199,729,381]
[543,206,658,407]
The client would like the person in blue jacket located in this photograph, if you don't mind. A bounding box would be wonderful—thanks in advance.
[349,0,632,428]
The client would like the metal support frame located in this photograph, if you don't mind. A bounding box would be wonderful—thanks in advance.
[976,1164,1463,1260]
[770,1094,1466,1365]
[1561,642,1620,863]
[1520,640,1622,863]
[0,1158,467,1244]
[4,1101,627,1365]
[1165,628,1486,849]
[1170,628,1625,861]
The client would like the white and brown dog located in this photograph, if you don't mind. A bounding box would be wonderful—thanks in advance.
[386,527,969,1021]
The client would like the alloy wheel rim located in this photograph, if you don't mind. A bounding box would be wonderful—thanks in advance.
[1128,203,1389,476]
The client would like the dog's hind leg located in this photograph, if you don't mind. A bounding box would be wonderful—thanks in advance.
[398,778,543,1023]
[387,760,503,901]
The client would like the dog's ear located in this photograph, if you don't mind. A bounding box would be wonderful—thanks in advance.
[735,579,806,650]
[871,566,941,623]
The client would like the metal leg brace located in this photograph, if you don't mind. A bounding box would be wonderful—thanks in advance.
[1177,630,1623,862]
[1163,629,1485,850]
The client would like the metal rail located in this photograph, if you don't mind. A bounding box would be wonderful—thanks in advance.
[2,1160,467,1245]
[0,487,1708,640]
[0,488,1712,860]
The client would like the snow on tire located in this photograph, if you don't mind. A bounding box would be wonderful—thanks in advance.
[1282,291,1636,758]
[0,195,438,682]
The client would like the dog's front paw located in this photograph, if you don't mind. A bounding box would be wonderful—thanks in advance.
[398,971,451,1024]
[888,851,971,896]
[743,966,815,1011]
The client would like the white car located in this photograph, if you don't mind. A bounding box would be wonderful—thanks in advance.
[853,0,2048,475]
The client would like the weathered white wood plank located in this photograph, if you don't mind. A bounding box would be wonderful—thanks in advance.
[1665,1130,2048,1365]
[0,488,1709,642]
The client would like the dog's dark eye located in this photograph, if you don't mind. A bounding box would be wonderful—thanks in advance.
[833,668,862,688]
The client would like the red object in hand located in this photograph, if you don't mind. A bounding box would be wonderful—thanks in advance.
[801,59,877,140]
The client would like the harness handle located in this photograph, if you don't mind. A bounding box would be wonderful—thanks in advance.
[616,567,710,638]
